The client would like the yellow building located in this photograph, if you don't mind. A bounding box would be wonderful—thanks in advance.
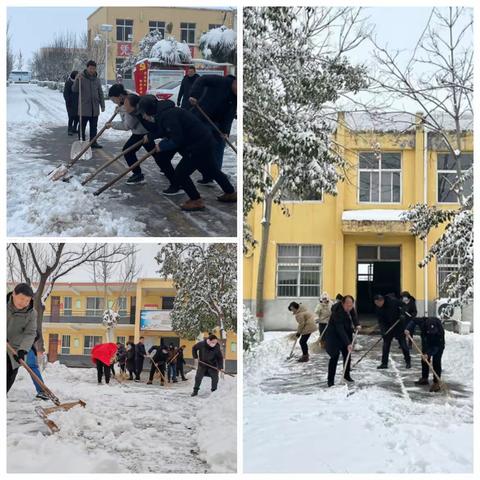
[87,6,235,86]
[244,112,473,330]
[26,278,237,372]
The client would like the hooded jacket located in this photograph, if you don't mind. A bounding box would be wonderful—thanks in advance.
[72,69,105,117]
[294,305,317,335]
[315,299,334,324]
[7,292,37,369]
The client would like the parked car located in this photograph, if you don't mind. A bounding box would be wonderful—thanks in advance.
[147,79,181,103]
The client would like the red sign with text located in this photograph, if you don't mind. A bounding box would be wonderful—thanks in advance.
[117,42,132,57]
[134,60,149,95]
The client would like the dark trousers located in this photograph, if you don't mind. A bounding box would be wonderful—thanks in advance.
[68,114,79,132]
[96,360,111,384]
[382,331,411,365]
[119,363,126,373]
[110,364,116,376]
[149,362,165,383]
[135,358,144,380]
[80,116,99,141]
[126,361,135,379]
[175,145,234,200]
[299,333,311,356]
[327,346,351,386]
[152,150,179,188]
[177,362,186,380]
[319,323,327,337]
[7,354,19,393]
[421,348,444,382]
[194,367,219,391]
[202,127,226,179]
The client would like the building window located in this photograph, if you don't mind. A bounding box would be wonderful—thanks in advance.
[116,19,133,42]
[115,58,132,79]
[61,335,71,355]
[162,296,175,310]
[281,187,323,202]
[86,297,105,316]
[230,342,237,353]
[84,336,103,355]
[64,297,72,316]
[180,22,196,44]
[117,297,128,316]
[149,21,165,37]
[437,257,459,298]
[277,245,322,297]
[437,152,473,203]
[357,245,401,261]
[359,152,401,203]
[208,24,222,30]
[117,336,126,345]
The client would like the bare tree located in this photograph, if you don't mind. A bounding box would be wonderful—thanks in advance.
[16,50,24,70]
[7,243,134,351]
[7,20,14,78]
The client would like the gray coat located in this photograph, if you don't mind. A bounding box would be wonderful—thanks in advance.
[72,69,105,117]
[7,293,37,369]
[111,105,148,135]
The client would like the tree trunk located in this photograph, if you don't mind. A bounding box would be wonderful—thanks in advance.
[35,300,46,352]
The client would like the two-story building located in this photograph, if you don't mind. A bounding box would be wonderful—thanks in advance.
[19,278,237,373]
[244,112,473,331]
[87,6,235,88]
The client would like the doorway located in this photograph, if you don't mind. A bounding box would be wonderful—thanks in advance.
[48,334,59,362]
[356,245,401,315]
[50,296,61,322]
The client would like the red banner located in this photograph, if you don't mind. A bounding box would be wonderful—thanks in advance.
[134,60,149,95]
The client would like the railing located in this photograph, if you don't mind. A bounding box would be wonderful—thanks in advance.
[44,310,133,324]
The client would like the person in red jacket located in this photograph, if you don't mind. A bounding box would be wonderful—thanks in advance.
[91,343,117,385]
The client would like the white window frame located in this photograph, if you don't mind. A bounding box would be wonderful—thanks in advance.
[276,244,323,298]
[61,335,71,355]
[86,297,105,316]
[436,152,473,204]
[116,19,133,42]
[180,22,196,45]
[436,257,460,298]
[358,151,402,204]
[149,21,165,37]
[83,335,103,355]
[63,296,72,316]
[117,296,128,315]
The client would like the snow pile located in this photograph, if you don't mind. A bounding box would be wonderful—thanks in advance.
[8,361,236,473]
[196,375,237,473]
[200,26,236,63]
[149,37,192,65]
[244,331,473,473]
[342,209,406,222]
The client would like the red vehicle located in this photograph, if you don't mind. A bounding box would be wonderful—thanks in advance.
[133,58,233,100]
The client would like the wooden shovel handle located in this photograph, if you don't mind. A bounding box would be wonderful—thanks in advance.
[195,104,237,153]
[197,359,234,377]
[6,342,60,405]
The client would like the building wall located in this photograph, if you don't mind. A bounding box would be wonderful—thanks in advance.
[87,7,235,83]
[244,116,473,331]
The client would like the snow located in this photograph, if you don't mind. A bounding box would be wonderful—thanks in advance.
[244,331,473,473]
[7,84,146,236]
[149,38,192,65]
[342,209,406,221]
[8,361,236,473]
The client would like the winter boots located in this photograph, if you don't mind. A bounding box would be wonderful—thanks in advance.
[415,377,429,385]
[297,355,309,362]
[191,389,199,397]
[405,360,411,369]
[181,198,206,211]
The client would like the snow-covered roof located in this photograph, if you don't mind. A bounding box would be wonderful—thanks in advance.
[342,209,406,222]
[136,57,232,67]
[344,111,473,132]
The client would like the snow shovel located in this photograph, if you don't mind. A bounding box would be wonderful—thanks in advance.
[406,333,450,396]
[81,138,145,186]
[194,104,237,154]
[197,359,235,378]
[351,317,402,369]
[93,147,156,196]
[7,343,86,433]
[310,324,329,354]
[286,337,299,360]
[147,355,169,386]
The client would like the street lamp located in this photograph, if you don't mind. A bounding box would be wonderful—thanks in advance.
[99,23,113,88]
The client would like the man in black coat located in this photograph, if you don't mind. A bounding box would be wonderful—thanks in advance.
[126,341,136,380]
[137,95,236,212]
[189,74,237,183]
[177,66,200,109]
[400,290,417,348]
[146,344,168,385]
[134,336,147,382]
[405,316,445,392]
[374,294,411,369]
[191,334,224,396]
[325,295,360,387]
[63,70,79,135]
[176,345,187,381]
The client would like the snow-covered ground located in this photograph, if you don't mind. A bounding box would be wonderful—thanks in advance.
[7,362,236,473]
[7,83,237,237]
[244,331,473,473]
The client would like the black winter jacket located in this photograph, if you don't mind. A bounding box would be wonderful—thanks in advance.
[135,342,146,360]
[325,303,355,354]
[375,297,405,335]
[192,340,224,370]
[177,73,200,109]
[406,317,445,354]
[148,345,169,364]
[63,78,79,116]
[189,75,236,135]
